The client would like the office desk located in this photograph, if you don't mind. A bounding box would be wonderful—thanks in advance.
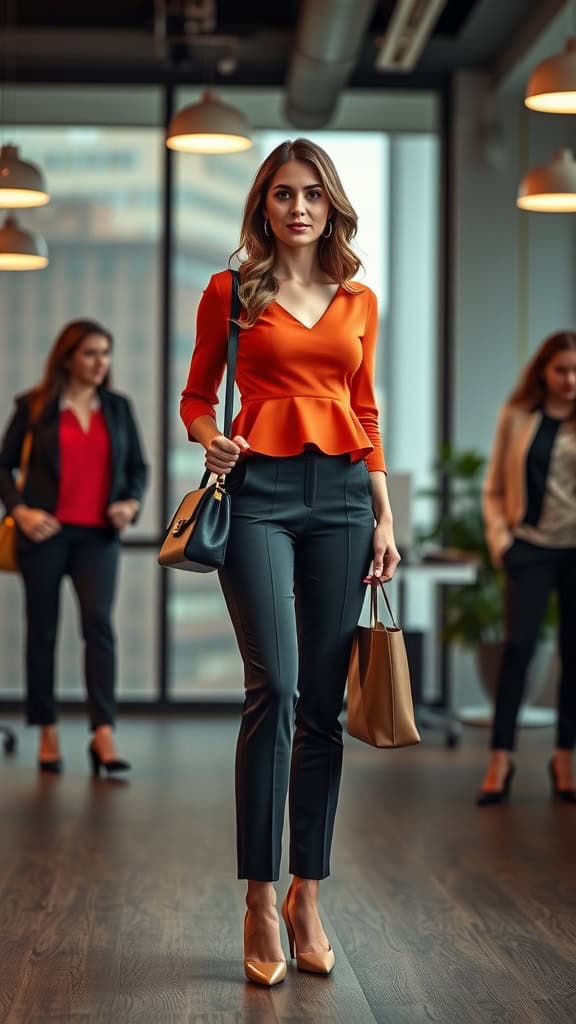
[387,558,479,747]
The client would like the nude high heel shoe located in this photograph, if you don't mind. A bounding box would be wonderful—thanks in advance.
[281,892,335,975]
[243,913,287,986]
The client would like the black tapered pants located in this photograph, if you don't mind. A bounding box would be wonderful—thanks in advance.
[491,539,576,751]
[18,525,120,730]
[219,452,374,882]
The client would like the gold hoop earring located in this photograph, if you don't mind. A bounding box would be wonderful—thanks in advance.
[264,218,270,238]
[322,220,333,239]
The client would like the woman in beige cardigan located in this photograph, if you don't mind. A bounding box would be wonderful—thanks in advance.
[478,331,576,805]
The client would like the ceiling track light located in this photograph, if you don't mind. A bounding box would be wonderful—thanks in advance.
[166,89,253,154]
[0,144,50,207]
[525,37,576,113]
[375,0,448,72]
[517,148,576,212]
[0,213,49,270]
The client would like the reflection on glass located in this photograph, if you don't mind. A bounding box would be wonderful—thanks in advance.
[170,573,242,698]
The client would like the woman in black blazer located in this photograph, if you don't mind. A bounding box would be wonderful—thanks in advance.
[0,320,148,774]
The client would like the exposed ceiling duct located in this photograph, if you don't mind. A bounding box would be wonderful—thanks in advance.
[284,0,379,129]
[375,0,448,72]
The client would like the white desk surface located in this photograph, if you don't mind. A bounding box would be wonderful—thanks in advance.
[394,561,478,585]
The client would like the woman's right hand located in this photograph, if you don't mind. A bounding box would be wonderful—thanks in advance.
[12,505,62,543]
[496,536,515,569]
[205,434,250,476]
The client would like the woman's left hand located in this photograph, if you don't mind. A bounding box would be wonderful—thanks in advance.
[107,499,139,530]
[364,520,401,583]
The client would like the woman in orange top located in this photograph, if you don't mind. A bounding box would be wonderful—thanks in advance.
[181,139,400,986]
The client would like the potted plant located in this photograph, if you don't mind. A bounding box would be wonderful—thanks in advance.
[417,445,556,705]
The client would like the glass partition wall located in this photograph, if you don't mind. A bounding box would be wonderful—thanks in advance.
[0,86,440,704]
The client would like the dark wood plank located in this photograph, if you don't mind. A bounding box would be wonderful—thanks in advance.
[0,775,83,1022]
[1,714,575,1023]
[329,731,576,1023]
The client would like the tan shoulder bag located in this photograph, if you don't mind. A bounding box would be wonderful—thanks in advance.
[0,430,33,573]
[347,579,421,748]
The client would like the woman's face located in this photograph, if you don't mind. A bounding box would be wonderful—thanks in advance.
[66,333,111,388]
[542,349,576,404]
[263,159,332,248]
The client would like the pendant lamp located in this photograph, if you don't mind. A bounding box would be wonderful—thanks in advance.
[0,144,50,207]
[0,213,49,270]
[517,149,576,212]
[525,38,576,113]
[166,90,253,153]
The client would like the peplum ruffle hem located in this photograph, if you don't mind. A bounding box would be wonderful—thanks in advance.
[232,395,374,463]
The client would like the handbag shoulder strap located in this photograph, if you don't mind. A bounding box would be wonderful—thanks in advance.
[199,269,241,490]
[223,268,241,439]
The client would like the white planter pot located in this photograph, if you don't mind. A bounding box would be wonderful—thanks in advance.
[475,639,557,705]
[458,639,558,727]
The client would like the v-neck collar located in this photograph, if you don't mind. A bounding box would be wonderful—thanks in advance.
[273,285,341,331]
[60,395,101,436]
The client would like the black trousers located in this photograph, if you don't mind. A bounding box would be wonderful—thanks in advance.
[18,525,120,730]
[219,452,374,882]
[491,539,576,751]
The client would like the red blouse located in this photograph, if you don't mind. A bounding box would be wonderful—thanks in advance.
[180,270,386,472]
[55,407,112,527]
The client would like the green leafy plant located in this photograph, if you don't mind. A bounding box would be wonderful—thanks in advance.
[416,445,504,647]
[417,445,557,647]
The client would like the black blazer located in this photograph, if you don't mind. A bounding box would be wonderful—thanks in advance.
[0,388,148,535]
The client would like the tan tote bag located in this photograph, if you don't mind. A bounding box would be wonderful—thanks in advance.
[0,430,33,574]
[346,579,421,748]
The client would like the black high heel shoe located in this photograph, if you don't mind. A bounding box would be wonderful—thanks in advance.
[548,759,576,803]
[38,758,64,774]
[476,763,515,806]
[88,742,131,777]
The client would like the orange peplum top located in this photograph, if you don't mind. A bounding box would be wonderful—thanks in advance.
[180,270,386,473]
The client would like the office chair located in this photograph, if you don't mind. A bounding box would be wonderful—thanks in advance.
[0,725,16,754]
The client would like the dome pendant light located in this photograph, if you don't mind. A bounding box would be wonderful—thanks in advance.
[517,148,576,212]
[525,37,576,113]
[0,144,50,207]
[0,213,49,270]
[166,90,253,154]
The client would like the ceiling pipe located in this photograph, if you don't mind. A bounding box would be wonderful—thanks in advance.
[284,0,379,129]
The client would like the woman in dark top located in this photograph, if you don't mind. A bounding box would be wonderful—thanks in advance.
[479,331,576,804]
[0,320,148,774]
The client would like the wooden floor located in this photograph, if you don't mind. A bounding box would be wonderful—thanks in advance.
[0,712,575,1024]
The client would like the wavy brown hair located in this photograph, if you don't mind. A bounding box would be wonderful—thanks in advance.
[231,138,363,327]
[508,330,576,425]
[29,319,113,423]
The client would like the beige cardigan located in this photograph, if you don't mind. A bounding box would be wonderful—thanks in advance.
[482,404,542,566]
